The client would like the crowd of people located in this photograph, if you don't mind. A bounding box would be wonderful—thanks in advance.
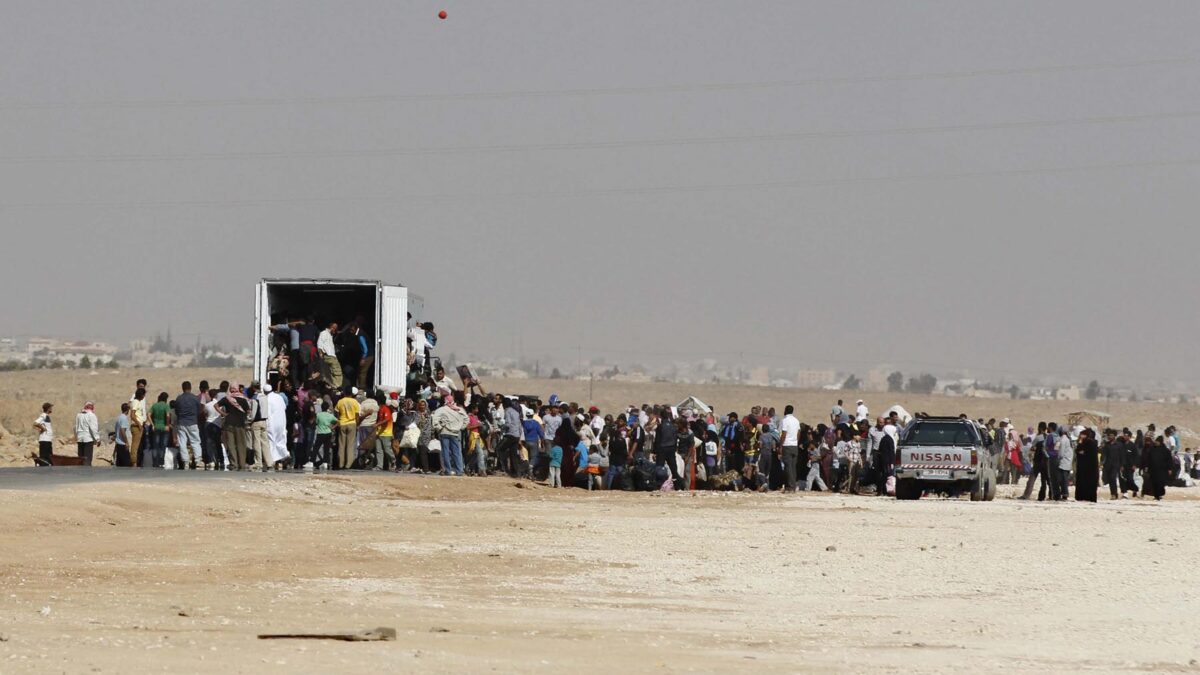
[35,379,1198,503]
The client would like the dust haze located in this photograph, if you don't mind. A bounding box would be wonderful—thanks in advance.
[1,1,1198,383]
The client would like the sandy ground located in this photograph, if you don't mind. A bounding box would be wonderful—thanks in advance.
[1,471,1198,674]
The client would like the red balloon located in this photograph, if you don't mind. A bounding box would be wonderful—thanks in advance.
[438,10,447,19]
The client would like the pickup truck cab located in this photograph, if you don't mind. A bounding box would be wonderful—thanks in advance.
[894,416,997,501]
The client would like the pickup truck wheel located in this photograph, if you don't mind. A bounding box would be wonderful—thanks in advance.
[969,475,984,501]
[895,479,920,500]
[984,470,997,501]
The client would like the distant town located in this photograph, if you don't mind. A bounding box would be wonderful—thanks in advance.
[2,335,1190,406]
[0,334,252,372]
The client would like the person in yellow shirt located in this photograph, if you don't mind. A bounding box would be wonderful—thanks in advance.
[466,416,485,476]
[129,387,148,468]
[334,387,361,469]
[373,393,395,471]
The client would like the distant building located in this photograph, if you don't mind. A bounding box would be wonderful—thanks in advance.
[1054,386,1082,401]
[747,367,770,387]
[794,369,839,390]
[24,337,117,366]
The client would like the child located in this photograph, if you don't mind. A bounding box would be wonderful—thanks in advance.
[466,417,485,476]
[587,444,604,490]
[548,444,564,488]
[703,430,720,487]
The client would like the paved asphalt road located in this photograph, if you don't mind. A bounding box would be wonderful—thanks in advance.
[0,467,321,490]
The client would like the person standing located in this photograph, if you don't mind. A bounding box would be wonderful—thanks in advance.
[876,431,896,496]
[356,390,379,456]
[113,403,132,467]
[778,405,802,492]
[837,427,863,494]
[294,316,320,386]
[264,384,290,471]
[312,401,337,470]
[1119,428,1139,496]
[432,391,468,476]
[129,388,148,468]
[521,409,545,478]
[374,392,395,471]
[830,399,844,427]
[653,408,681,488]
[1019,422,1049,500]
[465,413,485,476]
[317,320,342,389]
[1101,430,1124,500]
[1143,436,1172,501]
[606,422,629,489]
[202,386,226,470]
[1137,432,1166,497]
[337,324,362,390]
[74,402,100,466]
[495,398,523,477]
[553,408,580,486]
[243,383,269,469]
[757,422,779,478]
[855,399,869,424]
[356,324,374,392]
[149,392,171,468]
[412,398,433,474]
[334,387,360,470]
[1074,428,1100,502]
[548,443,564,488]
[1053,426,1073,502]
[721,413,745,474]
[215,384,250,471]
[33,402,54,466]
[804,431,829,492]
[1043,423,1062,501]
[173,381,203,470]
[542,405,563,455]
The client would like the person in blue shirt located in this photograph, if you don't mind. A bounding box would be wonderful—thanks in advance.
[548,445,564,487]
[113,403,133,467]
[522,410,545,478]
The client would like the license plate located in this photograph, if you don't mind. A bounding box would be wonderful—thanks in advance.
[921,469,951,479]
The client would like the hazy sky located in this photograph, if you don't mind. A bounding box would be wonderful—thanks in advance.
[1,1,1197,384]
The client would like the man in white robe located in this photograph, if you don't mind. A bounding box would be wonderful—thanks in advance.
[264,385,291,470]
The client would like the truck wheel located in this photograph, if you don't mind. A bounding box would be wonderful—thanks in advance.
[969,476,983,501]
[896,479,920,500]
[984,470,997,501]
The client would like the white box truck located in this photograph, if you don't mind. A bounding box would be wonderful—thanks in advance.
[252,278,421,394]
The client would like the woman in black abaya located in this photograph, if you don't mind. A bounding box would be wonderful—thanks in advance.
[1073,428,1100,502]
[1144,435,1172,501]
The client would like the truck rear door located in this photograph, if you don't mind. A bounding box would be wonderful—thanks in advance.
[378,285,409,394]
[253,281,270,384]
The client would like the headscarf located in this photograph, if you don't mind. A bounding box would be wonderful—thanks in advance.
[225,383,247,412]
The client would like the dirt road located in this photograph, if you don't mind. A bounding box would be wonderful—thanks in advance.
[0,472,1196,673]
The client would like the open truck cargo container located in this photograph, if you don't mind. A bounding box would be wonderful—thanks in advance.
[253,279,421,394]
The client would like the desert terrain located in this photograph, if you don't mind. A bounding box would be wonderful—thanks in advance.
[0,471,1198,674]
[1,369,1199,673]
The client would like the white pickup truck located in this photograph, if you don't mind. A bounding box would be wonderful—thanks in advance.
[894,416,997,501]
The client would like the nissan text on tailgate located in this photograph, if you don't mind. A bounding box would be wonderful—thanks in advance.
[895,417,996,501]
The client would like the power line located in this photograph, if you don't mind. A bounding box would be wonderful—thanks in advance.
[0,56,1194,111]
[3,109,1197,164]
[1,156,1197,211]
